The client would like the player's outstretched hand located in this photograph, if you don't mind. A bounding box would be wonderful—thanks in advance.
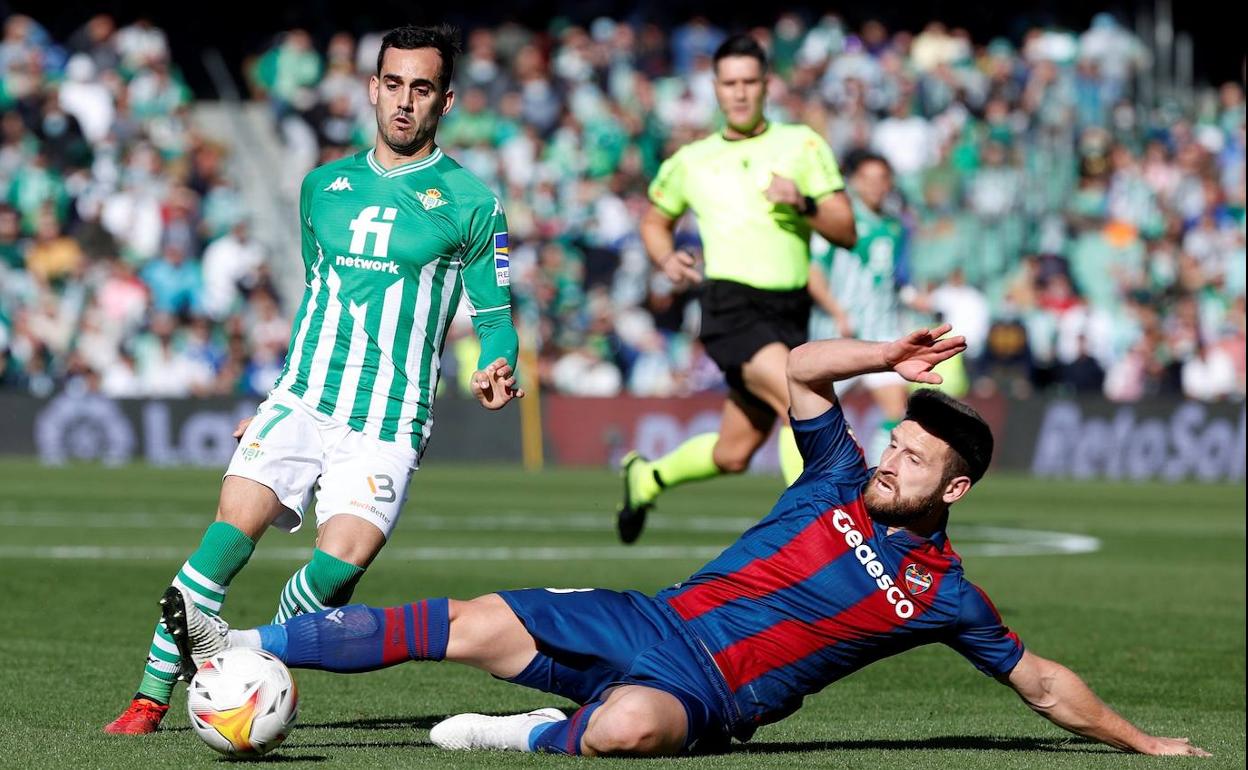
[233,417,253,441]
[883,323,967,385]
[1140,736,1211,757]
[473,358,526,410]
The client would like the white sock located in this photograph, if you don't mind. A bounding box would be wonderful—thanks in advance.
[227,629,262,648]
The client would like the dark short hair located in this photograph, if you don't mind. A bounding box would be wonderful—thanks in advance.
[712,33,768,73]
[843,148,893,177]
[904,389,993,483]
[377,24,463,91]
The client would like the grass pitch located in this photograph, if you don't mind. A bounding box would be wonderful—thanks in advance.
[0,459,1242,768]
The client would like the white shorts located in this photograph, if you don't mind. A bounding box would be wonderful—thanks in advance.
[224,391,417,539]
[836,369,907,394]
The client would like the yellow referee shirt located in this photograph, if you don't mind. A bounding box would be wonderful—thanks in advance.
[648,122,845,291]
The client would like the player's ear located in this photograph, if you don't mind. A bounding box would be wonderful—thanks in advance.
[441,88,455,116]
[942,475,971,505]
[368,75,380,106]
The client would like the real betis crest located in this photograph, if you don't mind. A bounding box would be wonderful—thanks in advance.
[415,187,448,211]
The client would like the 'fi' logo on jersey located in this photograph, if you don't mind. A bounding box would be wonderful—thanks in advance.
[348,206,397,257]
[903,563,932,595]
[494,232,510,286]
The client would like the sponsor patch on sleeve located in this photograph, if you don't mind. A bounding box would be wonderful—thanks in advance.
[493,232,510,286]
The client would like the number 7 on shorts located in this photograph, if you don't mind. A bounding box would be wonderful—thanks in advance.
[257,404,293,439]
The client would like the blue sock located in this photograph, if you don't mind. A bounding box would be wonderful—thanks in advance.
[529,700,603,755]
[257,624,288,658]
[272,600,449,672]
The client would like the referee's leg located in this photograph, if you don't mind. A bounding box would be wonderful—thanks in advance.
[737,342,803,483]
[616,342,798,543]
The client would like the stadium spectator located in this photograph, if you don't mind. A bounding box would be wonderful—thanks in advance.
[0,10,1243,408]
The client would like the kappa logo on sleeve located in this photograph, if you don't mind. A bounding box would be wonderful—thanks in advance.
[493,232,510,286]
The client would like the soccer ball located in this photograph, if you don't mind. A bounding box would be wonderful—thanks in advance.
[187,648,299,757]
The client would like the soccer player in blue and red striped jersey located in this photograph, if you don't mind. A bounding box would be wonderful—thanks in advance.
[163,324,1210,758]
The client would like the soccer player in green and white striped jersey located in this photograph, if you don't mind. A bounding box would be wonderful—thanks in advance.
[104,24,524,734]
[809,150,919,463]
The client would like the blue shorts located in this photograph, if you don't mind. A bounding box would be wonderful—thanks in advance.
[497,588,738,752]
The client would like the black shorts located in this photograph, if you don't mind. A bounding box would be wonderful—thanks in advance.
[699,280,810,406]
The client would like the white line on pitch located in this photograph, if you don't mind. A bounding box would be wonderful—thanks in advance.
[0,544,726,562]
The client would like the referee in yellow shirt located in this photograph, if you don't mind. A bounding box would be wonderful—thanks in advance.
[618,33,857,543]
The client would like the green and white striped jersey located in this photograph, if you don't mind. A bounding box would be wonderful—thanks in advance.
[273,147,510,453]
[810,197,908,342]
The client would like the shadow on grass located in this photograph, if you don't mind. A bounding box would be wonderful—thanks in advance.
[732,735,1106,755]
[218,753,327,762]
[297,711,562,732]
[285,740,427,750]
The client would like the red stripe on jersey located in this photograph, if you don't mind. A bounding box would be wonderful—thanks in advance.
[418,600,428,659]
[381,606,407,665]
[668,510,843,621]
[713,540,954,691]
[670,499,874,622]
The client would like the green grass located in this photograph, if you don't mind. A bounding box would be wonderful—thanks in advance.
[0,459,1242,768]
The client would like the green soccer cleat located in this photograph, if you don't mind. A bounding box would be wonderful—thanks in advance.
[616,451,656,545]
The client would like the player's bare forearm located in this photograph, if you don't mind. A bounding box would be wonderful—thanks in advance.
[788,338,888,390]
[806,265,850,330]
[1004,651,1210,756]
[811,191,856,248]
[788,325,964,420]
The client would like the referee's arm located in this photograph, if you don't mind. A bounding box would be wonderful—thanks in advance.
[765,173,856,249]
[809,191,856,248]
[640,205,701,286]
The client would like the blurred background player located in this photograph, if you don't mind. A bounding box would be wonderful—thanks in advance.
[104,24,524,734]
[809,150,923,462]
[616,33,856,543]
[166,324,1209,758]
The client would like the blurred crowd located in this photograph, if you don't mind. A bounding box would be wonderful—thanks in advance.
[2,11,1244,404]
[0,14,285,398]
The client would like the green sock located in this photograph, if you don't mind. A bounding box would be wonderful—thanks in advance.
[137,522,255,704]
[778,426,804,486]
[272,548,365,624]
[635,432,722,505]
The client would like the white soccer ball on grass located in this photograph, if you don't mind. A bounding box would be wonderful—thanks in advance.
[187,648,299,757]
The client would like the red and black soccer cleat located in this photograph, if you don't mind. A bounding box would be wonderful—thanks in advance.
[103,697,169,735]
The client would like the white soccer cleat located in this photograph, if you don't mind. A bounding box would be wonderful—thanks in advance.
[429,707,568,751]
[159,585,231,672]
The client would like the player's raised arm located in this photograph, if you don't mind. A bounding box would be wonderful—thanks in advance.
[787,324,966,421]
[1001,651,1211,756]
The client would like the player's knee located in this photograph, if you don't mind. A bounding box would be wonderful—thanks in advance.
[584,698,679,756]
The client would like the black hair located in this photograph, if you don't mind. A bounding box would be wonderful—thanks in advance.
[842,148,893,177]
[376,24,463,91]
[904,389,994,484]
[712,33,768,73]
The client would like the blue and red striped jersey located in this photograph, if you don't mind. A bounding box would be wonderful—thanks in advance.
[655,402,1024,736]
